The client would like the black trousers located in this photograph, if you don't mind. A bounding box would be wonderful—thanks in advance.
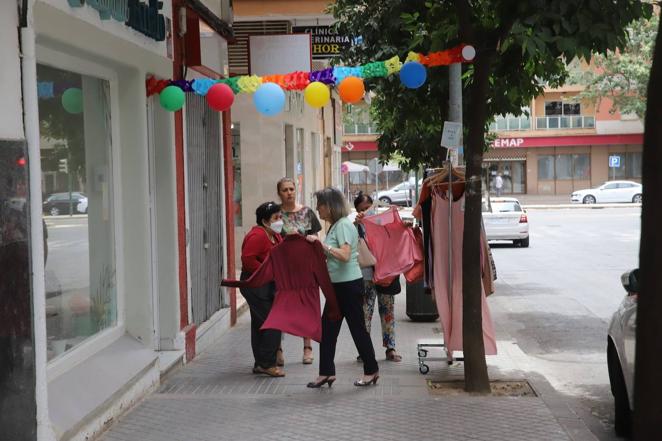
[319,278,378,376]
[240,272,282,369]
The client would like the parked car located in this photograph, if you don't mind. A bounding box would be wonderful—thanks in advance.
[376,179,423,206]
[571,181,642,204]
[42,192,87,216]
[607,268,639,438]
[482,197,530,247]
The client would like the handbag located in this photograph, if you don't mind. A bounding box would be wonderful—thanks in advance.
[375,275,401,295]
[358,237,377,268]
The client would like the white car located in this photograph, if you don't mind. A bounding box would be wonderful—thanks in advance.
[607,268,639,438]
[376,179,423,206]
[482,197,530,247]
[571,181,642,204]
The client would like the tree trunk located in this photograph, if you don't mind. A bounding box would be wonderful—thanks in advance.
[633,16,662,441]
[462,46,494,393]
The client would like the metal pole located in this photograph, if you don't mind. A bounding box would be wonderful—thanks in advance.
[449,63,463,166]
[68,150,73,216]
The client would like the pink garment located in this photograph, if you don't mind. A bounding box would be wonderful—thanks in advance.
[362,207,418,285]
[431,193,497,356]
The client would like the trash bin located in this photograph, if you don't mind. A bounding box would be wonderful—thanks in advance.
[406,280,438,322]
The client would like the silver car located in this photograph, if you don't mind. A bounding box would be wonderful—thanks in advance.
[482,197,530,247]
[607,268,639,438]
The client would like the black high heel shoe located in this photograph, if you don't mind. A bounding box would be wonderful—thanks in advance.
[307,376,336,388]
[353,374,379,387]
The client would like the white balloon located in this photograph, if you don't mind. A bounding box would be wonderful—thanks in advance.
[462,45,476,61]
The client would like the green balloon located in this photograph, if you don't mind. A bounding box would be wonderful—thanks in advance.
[159,85,185,112]
[61,88,83,114]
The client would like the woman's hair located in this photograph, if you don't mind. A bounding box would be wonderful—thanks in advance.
[255,201,280,226]
[353,191,373,210]
[314,187,349,224]
[276,177,296,193]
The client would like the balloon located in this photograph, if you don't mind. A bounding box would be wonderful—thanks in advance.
[304,82,330,108]
[159,85,185,112]
[253,83,286,116]
[61,88,83,114]
[400,62,427,89]
[206,83,235,112]
[338,76,365,104]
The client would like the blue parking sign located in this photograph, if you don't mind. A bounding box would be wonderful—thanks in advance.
[609,155,621,168]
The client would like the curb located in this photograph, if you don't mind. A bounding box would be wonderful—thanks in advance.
[522,203,641,210]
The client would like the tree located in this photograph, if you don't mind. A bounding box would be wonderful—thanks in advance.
[332,0,652,392]
[570,15,658,120]
[634,13,662,441]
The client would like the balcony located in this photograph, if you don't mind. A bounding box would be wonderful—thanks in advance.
[490,115,531,132]
[343,123,381,135]
[535,115,595,130]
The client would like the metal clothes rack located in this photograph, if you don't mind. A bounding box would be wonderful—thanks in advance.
[417,157,465,374]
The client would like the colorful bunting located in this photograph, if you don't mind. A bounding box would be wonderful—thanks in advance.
[146,44,475,114]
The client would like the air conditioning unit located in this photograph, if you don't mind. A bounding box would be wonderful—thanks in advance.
[220,0,233,24]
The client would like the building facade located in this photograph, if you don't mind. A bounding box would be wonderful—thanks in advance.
[485,85,643,195]
[230,0,344,258]
[342,85,644,196]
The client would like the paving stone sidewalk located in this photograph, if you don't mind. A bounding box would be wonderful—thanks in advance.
[101,291,590,441]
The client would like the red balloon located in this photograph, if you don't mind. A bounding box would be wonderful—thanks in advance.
[206,83,235,112]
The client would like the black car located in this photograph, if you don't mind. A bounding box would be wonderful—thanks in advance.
[42,192,87,216]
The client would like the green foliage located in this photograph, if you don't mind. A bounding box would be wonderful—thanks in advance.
[330,0,653,167]
[569,15,658,120]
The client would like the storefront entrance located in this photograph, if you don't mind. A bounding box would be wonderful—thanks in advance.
[484,161,526,195]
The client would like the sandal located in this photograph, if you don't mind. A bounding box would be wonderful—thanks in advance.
[276,348,284,367]
[254,366,285,377]
[303,346,314,365]
[385,349,402,362]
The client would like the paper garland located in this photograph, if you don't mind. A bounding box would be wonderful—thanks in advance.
[148,44,475,115]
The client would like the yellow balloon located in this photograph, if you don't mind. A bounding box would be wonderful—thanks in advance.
[304,81,330,108]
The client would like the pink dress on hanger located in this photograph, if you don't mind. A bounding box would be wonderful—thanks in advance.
[431,192,497,355]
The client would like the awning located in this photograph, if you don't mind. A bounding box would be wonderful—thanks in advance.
[341,161,370,173]
[381,162,400,172]
[484,149,526,161]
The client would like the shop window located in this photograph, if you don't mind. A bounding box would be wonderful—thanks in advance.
[37,64,116,361]
[537,155,555,180]
[231,123,242,227]
[555,155,573,179]
[573,154,591,179]
[611,152,642,179]
[539,153,590,181]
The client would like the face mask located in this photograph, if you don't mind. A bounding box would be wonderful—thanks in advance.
[269,220,284,234]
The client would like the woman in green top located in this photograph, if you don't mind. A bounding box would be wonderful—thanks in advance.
[276,177,323,365]
[305,187,379,388]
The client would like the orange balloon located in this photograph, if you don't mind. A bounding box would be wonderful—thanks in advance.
[338,76,365,104]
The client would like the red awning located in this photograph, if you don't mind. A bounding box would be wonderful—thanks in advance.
[493,134,643,148]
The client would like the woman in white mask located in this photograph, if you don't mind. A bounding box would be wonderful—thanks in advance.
[238,202,285,377]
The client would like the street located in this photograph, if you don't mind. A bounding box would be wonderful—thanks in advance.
[489,207,640,440]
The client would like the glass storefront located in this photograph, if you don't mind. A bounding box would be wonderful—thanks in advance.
[37,64,117,361]
[484,161,526,194]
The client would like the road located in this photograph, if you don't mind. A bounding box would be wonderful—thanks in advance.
[488,207,640,440]
[44,215,89,296]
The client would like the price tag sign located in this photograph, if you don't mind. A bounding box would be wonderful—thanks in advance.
[441,121,462,149]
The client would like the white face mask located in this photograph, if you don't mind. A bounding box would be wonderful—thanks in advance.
[269,220,284,234]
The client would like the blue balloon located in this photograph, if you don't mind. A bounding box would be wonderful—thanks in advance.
[253,83,286,116]
[400,62,427,89]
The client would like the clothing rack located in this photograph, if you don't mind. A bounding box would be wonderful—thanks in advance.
[417,157,465,374]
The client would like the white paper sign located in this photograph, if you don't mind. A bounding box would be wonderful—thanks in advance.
[441,121,462,149]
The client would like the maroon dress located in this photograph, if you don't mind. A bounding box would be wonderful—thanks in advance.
[222,235,341,342]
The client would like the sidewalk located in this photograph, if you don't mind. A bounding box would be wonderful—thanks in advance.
[100,290,593,441]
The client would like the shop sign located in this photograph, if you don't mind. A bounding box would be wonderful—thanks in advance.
[292,26,353,59]
[67,0,166,42]
[493,138,524,148]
